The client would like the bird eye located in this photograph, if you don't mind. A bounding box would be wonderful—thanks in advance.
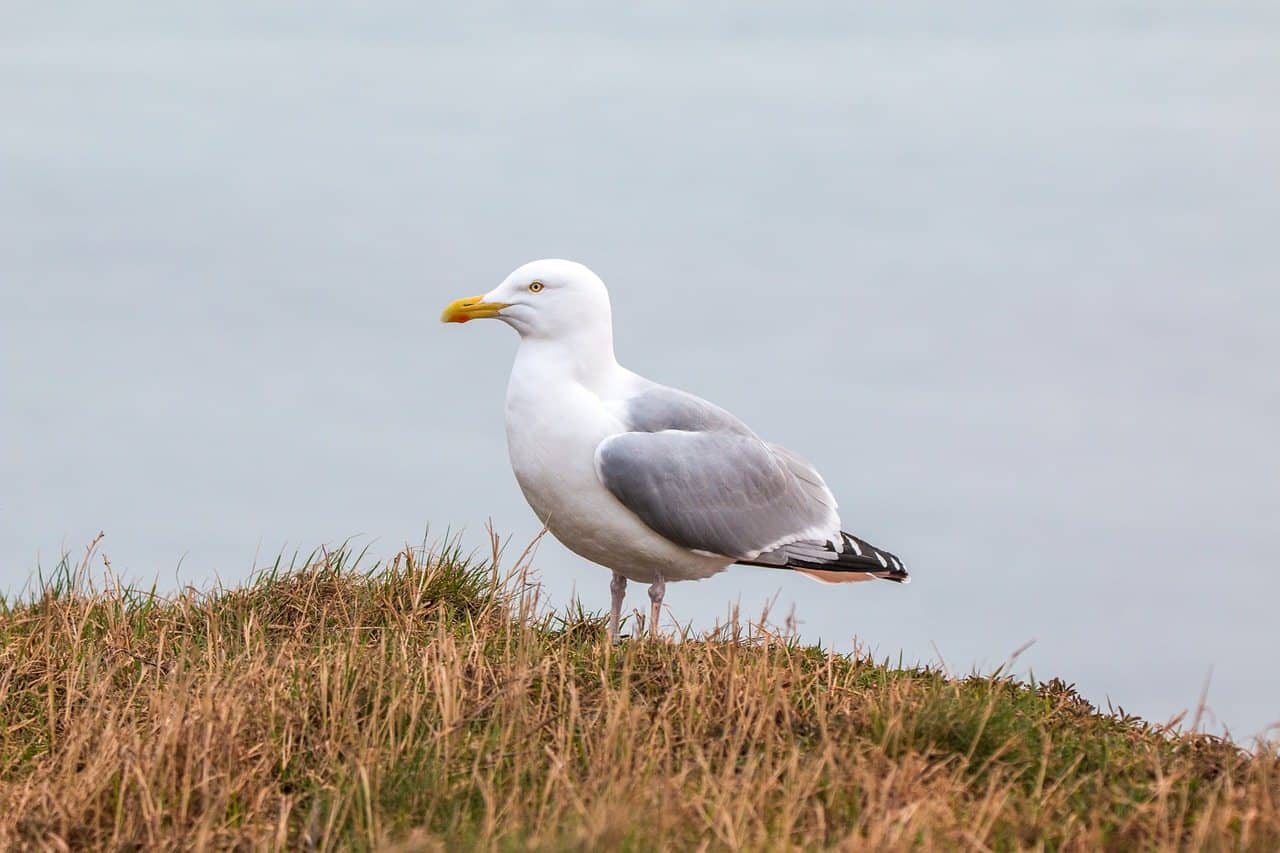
[528,281,544,293]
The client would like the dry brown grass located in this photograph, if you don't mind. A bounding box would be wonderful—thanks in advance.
[1,535,1277,851]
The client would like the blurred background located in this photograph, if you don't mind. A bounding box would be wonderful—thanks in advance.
[3,3,1277,736]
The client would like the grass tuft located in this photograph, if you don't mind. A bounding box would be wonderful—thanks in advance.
[1,538,1276,850]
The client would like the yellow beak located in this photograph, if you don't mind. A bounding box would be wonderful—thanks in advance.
[440,294,509,323]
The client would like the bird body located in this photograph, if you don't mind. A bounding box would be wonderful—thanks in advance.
[443,259,908,637]
[505,341,732,584]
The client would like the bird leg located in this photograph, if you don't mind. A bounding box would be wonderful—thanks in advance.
[609,572,627,642]
[647,574,666,639]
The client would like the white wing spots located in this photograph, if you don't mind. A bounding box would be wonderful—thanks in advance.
[875,551,888,568]
[847,537,863,556]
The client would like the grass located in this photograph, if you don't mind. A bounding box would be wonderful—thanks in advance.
[1,534,1276,851]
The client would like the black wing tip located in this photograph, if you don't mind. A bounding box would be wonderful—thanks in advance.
[739,531,911,583]
[838,532,909,582]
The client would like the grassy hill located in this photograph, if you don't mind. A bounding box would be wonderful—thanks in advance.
[1,538,1276,851]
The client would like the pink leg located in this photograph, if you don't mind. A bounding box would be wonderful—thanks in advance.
[609,572,626,641]
[647,574,665,639]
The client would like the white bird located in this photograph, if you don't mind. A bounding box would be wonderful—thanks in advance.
[441,259,908,640]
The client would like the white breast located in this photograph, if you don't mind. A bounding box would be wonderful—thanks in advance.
[502,348,730,583]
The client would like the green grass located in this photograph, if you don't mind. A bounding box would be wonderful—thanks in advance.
[0,537,1275,850]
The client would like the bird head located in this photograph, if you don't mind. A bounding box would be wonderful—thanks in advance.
[441,259,613,341]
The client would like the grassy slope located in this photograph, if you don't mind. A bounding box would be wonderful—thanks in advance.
[0,541,1276,851]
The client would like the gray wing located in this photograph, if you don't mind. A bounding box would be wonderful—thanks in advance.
[594,386,840,560]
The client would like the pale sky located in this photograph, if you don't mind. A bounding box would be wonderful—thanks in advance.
[3,3,1278,737]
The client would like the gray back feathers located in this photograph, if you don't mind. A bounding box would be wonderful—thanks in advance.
[594,385,839,560]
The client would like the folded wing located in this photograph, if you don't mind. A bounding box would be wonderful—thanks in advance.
[594,385,908,583]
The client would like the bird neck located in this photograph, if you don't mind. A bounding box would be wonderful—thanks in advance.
[515,326,620,392]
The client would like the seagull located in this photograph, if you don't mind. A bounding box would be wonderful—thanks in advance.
[441,259,908,640]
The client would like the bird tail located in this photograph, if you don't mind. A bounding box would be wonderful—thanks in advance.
[739,532,910,584]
